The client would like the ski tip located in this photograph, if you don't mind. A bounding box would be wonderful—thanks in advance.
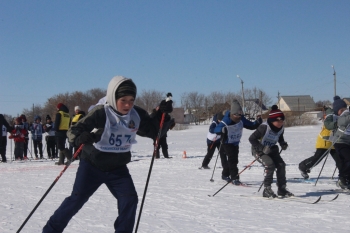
[332,194,339,201]
[311,196,322,204]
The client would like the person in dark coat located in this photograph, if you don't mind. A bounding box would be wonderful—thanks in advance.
[43,115,57,159]
[249,105,292,198]
[42,75,173,233]
[0,114,12,162]
[150,93,175,159]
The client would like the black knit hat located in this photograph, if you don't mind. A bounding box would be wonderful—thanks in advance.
[115,80,137,100]
[333,96,347,115]
[46,115,51,121]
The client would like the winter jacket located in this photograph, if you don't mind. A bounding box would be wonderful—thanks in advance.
[54,104,70,138]
[9,125,28,143]
[71,111,86,126]
[206,114,221,145]
[30,122,44,141]
[67,76,173,172]
[249,123,286,155]
[316,108,334,149]
[333,110,350,145]
[0,114,12,146]
[214,111,260,145]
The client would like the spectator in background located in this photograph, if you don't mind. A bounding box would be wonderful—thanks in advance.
[43,115,57,159]
[70,106,86,155]
[9,117,28,160]
[54,103,71,165]
[0,114,12,163]
[30,116,44,159]
[150,102,175,159]
[20,114,30,159]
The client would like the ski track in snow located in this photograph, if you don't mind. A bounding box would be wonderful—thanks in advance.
[1,124,350,232]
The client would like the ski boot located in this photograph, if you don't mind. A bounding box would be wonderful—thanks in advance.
[221,175,231,182]
[263,186,277,198]
[277,185,294,197]
[336,177,350,189]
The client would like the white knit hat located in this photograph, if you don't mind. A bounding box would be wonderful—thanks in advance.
[74,106,81,111]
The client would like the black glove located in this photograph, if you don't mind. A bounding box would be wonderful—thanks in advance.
[75,131,95,146]
[280,142,288,150]
[159,100,173,113]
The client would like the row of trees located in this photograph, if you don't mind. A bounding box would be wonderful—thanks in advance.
[4,85,330,125]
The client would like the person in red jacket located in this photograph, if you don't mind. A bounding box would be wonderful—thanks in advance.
[9,117,28,160]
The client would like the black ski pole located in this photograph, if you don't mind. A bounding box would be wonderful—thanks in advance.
[314,153,329,186]
[16,144,84,233]
[209,158,258,197]
[135,113,166,233]
[331,167,337,179]
[210,141,222,182]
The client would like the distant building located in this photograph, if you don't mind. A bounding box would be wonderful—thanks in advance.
[278,95,316,112]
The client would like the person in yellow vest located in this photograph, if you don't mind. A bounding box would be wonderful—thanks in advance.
[298,106,342,179]
[70,106,86,155]
[71,106,86,126]
[54,103,72,165]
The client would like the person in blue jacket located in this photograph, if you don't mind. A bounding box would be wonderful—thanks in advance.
[214,99,262,185]
[201,112,224,169]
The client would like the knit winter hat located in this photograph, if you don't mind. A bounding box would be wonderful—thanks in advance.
[115,80,137,100]
[230,99,243,115]
[268,105,285,121]
[57,103,63,110]
[74,106,81,111]
[34,115,41,121]
[166,92,172,102]
[46,115,51,121]
[15,117,22,123]
[332,96,347,115]
[20,114,26,121]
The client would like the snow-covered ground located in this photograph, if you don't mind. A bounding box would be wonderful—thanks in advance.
[1,123,349,233]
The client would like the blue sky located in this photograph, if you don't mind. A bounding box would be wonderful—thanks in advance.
[1,0,349,116]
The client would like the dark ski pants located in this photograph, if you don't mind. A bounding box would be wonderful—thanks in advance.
[14,142,24,160]
[33,140,43,158]
[0,136,7,162]
[260,146,286,187]
[299,148,342,173]
[23,138,28,157]
[202,141,221,167]
[220,144,239,180]
[42,159,138,233]
[154,136,169,158]
[334,143,350,180]
[46,137,56,158]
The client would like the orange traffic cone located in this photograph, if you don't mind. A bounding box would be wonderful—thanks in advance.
[182,151,187,159]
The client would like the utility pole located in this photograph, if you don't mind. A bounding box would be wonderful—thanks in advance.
[237,75,245,114]
[331,65,336,97]
[277,91,280,109]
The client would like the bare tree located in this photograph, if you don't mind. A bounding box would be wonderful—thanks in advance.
[136,90,164,113]
[181,92,206,124]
